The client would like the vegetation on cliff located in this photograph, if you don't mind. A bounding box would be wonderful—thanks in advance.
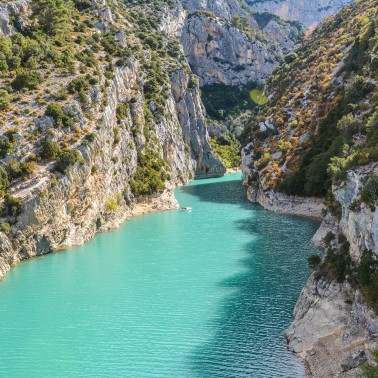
[0,0,200,219]
[244,0,378,198]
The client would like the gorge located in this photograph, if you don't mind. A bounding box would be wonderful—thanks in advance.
[0,0,377,377]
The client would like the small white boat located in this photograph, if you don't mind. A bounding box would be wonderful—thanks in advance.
[182,207,192,211]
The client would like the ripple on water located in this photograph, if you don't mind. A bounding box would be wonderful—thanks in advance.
[0,173,319,377]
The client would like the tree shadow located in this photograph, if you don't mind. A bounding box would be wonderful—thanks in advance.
[182,178,320,377]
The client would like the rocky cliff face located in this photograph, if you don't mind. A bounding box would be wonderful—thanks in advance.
[181,0,247,20]
[285,167,378,377]
[181,14,281,86]
[180,0,302,86]
[241,0,378,375]
[0,0,225,278]
[0,58,224,278]
[247,0,355,28]
[0,0,29,36]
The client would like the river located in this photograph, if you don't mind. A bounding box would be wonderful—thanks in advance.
[0,173,319,377]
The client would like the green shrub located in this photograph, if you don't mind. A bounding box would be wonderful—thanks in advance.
[0,89,10,110]
[359,349,378,377]
[40,138,61,159]
[357,249,378,286]
[0,222,11,234]
[0,139,12,158]
[11,71,43,91]
[337,113,360,141]
[130,149,169,196]
[105,197,119,212]
[308,255,321,269]
[68,76,91,94]
[2,193,22,216]
[0,166,9,194]
[116,103,129,123]
[54,148,83,174]
[361,175,378,209]
[45,103,73,128]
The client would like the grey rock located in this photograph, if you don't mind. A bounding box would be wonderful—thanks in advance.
[248,0,354,29]
[341,350,368,372]
[36,116,54,131]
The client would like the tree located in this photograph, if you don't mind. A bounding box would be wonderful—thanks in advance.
[361,175,378,208]
[0,89,10,110]
[11,71,43,91]
[31,0,74,39]
[54,149,83,174]
[39,138,61,159]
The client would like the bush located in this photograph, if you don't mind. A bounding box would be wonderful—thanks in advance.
[116,103,129,123]
[40,138,61,159]
[337,113,360,141]
[0,89,10,110]
[0,222,10,234]
[361,175,378,208]
[0,139,12,158]
[45,103,73,128]
[2,193,22,216]
[54,148,83,174]
[130,150,169,196]
[105,197,119,212]
[68,76,90,94]
[359,349,378,377]
[11,71,43,91]
[357,249,378,286]
[0,166,9,194]
[308,255,321,269]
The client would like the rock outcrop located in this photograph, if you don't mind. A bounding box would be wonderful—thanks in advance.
[179,0,304,87]
[181,13,283,86]
[0,0,29,36]
[247,0,355,28]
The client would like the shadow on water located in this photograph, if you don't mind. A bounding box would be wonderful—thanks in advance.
[183,177,319,377]
[181,178,252,208]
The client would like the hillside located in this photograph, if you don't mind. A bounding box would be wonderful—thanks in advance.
[243,0,378,198]
[240,0,378,374]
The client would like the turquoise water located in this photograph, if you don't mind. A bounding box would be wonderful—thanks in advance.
[0,173,319,377]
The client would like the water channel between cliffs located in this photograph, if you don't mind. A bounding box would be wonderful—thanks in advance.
[0,172,320,377]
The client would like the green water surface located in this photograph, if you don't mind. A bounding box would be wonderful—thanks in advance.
[0,173,319,377]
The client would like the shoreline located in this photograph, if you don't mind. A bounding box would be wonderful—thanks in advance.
[226,167,242,175]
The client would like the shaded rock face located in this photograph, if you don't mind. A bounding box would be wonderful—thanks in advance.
[181,0,247,20]
[247,0,354,28]
[284,166,378,377]
[333,165,378,260]
[0,57,224,278]
[181,14,282,86]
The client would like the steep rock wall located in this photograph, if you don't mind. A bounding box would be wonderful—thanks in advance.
[181,13,282,86]
[0,0,29,36]
[0,57,225,279]
[247,0,354,28]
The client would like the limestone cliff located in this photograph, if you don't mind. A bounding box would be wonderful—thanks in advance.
[285,167,378,377]
[247,0,354,28]
[0,0,225,278]
[0,0,29,36]
[241,0,378,375]
[180,2,301,86]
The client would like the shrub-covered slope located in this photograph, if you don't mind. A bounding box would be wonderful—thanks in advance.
[243,0,378,198]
